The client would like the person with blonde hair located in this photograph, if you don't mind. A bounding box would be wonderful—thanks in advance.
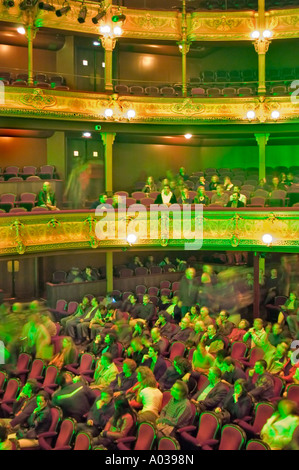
[134,366,162,424]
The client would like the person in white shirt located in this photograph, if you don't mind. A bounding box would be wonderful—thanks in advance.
[154,184,177,207]
[229,185,247,205]
[260,399,299,450]
[135,366,162,424]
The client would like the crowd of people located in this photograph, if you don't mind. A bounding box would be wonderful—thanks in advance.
[1,263,299,450]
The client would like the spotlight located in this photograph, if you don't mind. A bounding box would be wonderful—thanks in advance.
[271,110,280,120]
[83,132,91,138]
[92,9,106,24]
[17,26,26,35]
[126,109,136,120]
[38,2,55,11]
[100,24,110,34]
[93,41,101,46]
[250,30,260,39]
[263,30,272,38]
[184,133,192,139]
[127,233,137,245]
[78,5,87,23]
[262,234,273,245]
[19,0,38,10]
[113,26,122,36]
[112,13,126,22]
[104,108,113,118]
[3,0,14,7]
[246,110,256,120]
[56,4,70,17]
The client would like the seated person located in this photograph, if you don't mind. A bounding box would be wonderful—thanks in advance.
[269,176,287,192]
[263,341,290,375]
[157,295,171,312]
[229,186,247,205]
[226,191,245,208]
[211,185,229,206]
[126,338,148,367]
[191,366,229,414]
[191,341,214,375]
[145,255,155,269]
[77,388,115,437]
[120,294,139,318]
[127,256,143,271]
[135,367,163,424]
[52,374,96,422]
[141,344,168,381]
[92,396,136,450]
[82,266,99,282]
[155,311,175,339]
[37,181,58,210]
[186,320,206,348]
[49,337,77,371]
[136,294,155,323]
[90,193,109,209]
[175,257,188,272]
[201,324,225,354]
[4,380,39,430]
[142,176,157,194]
[154,183,177,206]
[178,187,192,205]
[0,420,13,450]
[263,269,280,306]
[216,310,235,336]
[90,353,119,390]
[209,174,219,191]
[66,267,84,283]
[228,319,250,344]
[223,176,234,191]
[159,357,196,394]
[13,391,52,449]
[193,187,210,206]
[200,306,215,327]
[246,360,275,402]
[221,357,246,384]
[98,332,119,359]
[110,359,137,395]
[149,328,167,354]
[156,380,193,438]
[243,318,268,349]
[170,317,192,343]
[215,378,252,423]
[260,399,299,450]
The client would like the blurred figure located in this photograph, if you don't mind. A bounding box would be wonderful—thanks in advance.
[260,399,299,450]
[38,182,58,211]
[142,176,157,194]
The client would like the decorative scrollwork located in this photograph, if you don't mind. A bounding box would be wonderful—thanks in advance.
[10,220,26,255]
[47,218,61,229]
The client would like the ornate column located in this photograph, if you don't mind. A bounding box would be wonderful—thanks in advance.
[178,0,190,98]
[255,133,270,180]
[101,37,117,92]
[106,251,113,293]
[23,11,38,86]
[253,0,271,95]
[101,132,116,195]
[253,252,260,319]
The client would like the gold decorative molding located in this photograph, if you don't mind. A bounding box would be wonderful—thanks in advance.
[1,86,299,124]
[0,210,298,256]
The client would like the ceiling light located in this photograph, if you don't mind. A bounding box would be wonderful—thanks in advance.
[262,234,273,245]
[271,110,280,120]
[104,108,113,118]
[263,30,272,38]
[184,133,192,139]
[246,110,256,120]
[127,109,136,119]
[100,24,111,34]
[93,41,101,46]
[113,26,122,36]
[250,30,260,39]
[82,59,88,66]
[17,26,26,35]
[127,233,137,245]
[83,132,91,138]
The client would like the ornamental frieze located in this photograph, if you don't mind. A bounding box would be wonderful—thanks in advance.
[19,89,57,110]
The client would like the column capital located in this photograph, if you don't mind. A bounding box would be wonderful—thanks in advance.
[101,36,117,51]
[253,39,271,54]
[255,133,270,145]
[100,132,116,146]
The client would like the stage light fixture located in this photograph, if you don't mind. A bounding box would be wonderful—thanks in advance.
[38,2,55,11]
[262,234,273,245]
[19,0,38,10]
[271,110,280,120]
[113,26,122,36]
[92,9,106,24]
[263,30,272,38]
[100,24,110,34]
[126,109,136,119]
[112,13,126,22]
[55,4,70,17]
[127,234,137,245]
[78,5,87,24]
[250,30,260,39]
[104,108,113,118]
[246,110,255,120]
[17,26,26,34]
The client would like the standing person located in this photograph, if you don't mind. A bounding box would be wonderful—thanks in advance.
[179,268,199,316]
[37,181,58,210]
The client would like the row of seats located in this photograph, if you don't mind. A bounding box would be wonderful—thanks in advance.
[121,0,297,11]
[0,165,56,181]
[0,72,67,88]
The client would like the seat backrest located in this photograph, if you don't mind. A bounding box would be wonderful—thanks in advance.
[248,347,264,366]
[253,402,275,433]
[150,266,162,274]
[157,436,180,450]
[0,193,16,204]
[160,280,171,289]
[3,378,20,400]
[5,166,19,174]
[40,165,54,175]
[17,353,31,371]
[55,418,76,448]
[169,342,185,362]
[74,432,92,450]
[79,353,94,372]
[161,391,172,410]
[49,406,63,433]
[28,359,45,379]
[43,365,59,386]
[231,341,247,359]
[135,267,148,276]
[148,286,159,296]
[197,411,220,442]
[246,439,270,450]
[287,384,299,407]
[136,284,147,295]
[135,422,156,450]
[67,301,78,314]
[56,299,67,311]
[20,192,36,202]
[0,370,7,390]
[219,424,246,450]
